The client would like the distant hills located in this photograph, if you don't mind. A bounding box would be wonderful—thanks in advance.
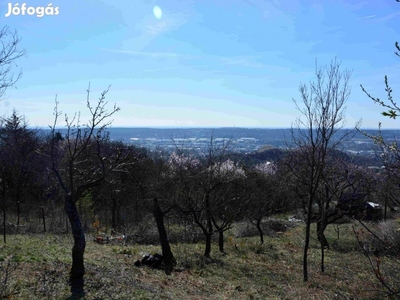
[234,146,381,168]
[38,127,394,167]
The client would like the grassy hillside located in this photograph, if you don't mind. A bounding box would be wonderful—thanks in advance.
[0,221,395,299]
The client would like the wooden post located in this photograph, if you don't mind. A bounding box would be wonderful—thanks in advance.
[17,201,20,233]
[42,206,46,233]
[66,212,69,234]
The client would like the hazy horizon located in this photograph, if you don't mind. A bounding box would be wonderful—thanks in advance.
[30,125,400,131]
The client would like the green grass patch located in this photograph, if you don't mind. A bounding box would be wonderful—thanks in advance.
[0,221,397,299]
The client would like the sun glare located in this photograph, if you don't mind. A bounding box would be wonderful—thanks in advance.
[153,6,162,19]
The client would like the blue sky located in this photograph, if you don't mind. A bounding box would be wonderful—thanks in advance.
[1,0,399,128]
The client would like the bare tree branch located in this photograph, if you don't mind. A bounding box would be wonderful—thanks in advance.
[0,26,26,99]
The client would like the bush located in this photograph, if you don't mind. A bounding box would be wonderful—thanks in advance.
[354,219,400,299]
[370,219,400,256]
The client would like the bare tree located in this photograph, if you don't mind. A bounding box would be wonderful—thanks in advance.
[0,26,26,99]
[153,197,177,275]
[110,146,178,275]
[186,139,246,257]
[48,84,120,298]
[166,137,246,258]
[289,58,353,281]
[243,162,275,245]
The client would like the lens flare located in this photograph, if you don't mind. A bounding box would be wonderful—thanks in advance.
[153,6,162,19]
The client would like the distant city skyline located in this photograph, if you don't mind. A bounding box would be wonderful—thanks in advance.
[1,0,399,129]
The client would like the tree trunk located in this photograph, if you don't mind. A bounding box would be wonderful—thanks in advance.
[204,232,212,258]
[256,218,264,245]
[204,193,213,258]
[65,195,86,298]
[317,219,329,273]
[316,220,329,249]
[153,198,176,275]
[17,201,20,233]
[320,239,325,273]
[111,196,117,230]
[303,197,313,282]
[42,206,46,233]
[192,210,213,258]
[218,230,224,253]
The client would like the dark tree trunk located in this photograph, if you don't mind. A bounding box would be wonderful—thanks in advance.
[317,218,329,273]
[153,198,176,275]
[111,196,117,230]
[211,220,225,253]
[204,214,214,258]
[303,197,313,282]
[204,231,212,258]
[17,201,20,233]
[41,206,46,233]
[218,230,224,253]
[191,193,213,258]
[316,220,329,250]
[204,193,213,258]
[320,240,325,273]
[65,195,86,298]
[193,217,213,258]
[256,218,264,245]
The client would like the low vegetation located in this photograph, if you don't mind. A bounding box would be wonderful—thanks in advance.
[1,218,398,299]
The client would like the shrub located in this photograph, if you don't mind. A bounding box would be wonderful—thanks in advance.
[370,219,400,256]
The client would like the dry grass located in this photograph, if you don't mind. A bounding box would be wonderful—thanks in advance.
[0,221,395,299]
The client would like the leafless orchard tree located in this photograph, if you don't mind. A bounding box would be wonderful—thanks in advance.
[188,138,246,258]
[48,84,121,298]
[289,58,353,281]
[0,26,26,100]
